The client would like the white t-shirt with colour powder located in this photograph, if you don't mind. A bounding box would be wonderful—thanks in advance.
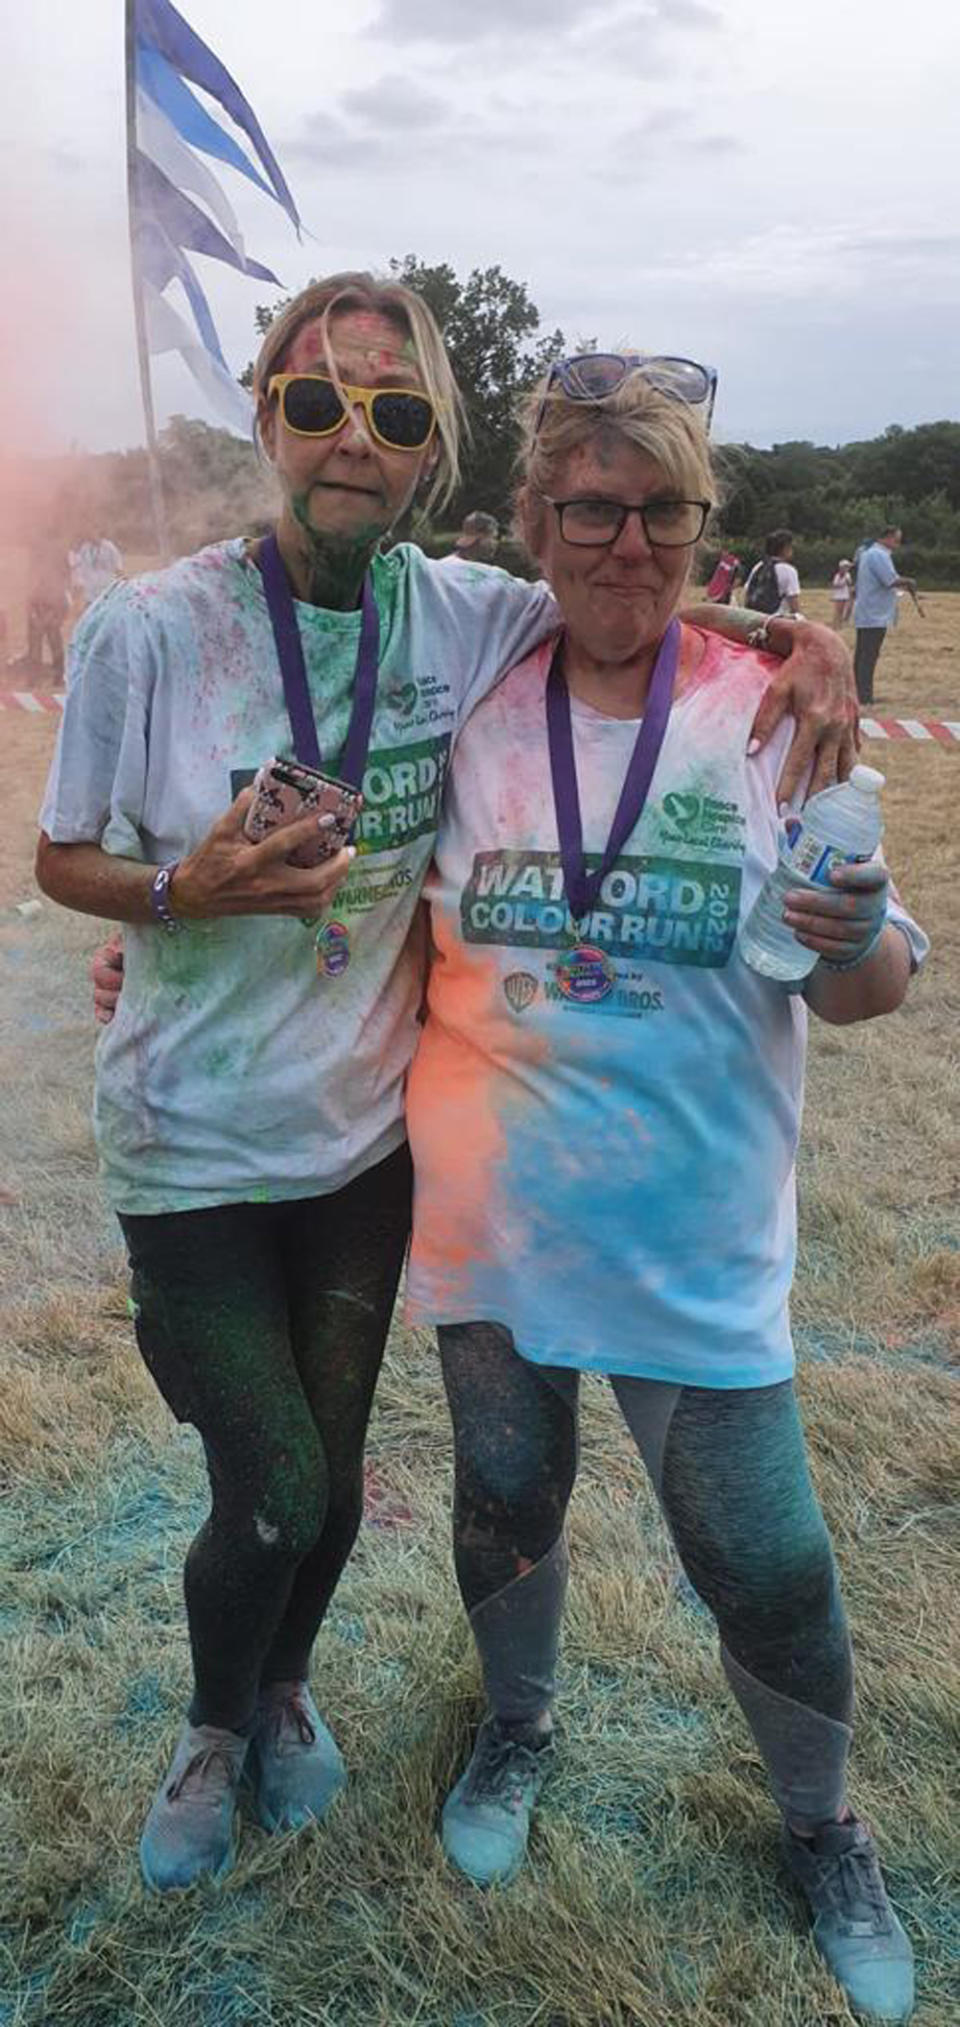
[404,628,927,1388]
[41,539,554,1214]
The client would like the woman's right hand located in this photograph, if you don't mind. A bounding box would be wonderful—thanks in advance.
[92,934,125,1024]
[170,790,356,921]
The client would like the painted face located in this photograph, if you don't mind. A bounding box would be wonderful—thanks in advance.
[534,439,693,667]
[260,309,436,544]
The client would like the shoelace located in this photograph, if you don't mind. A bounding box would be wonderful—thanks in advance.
[264,1690,317,1752]
[167,1744,242,1803]
[808,1833,892,1929]
[463,1728,549,1811]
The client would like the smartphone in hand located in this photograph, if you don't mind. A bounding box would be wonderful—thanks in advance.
[242,758,363,869]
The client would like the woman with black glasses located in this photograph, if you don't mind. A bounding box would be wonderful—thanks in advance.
[406,359,923,2025]
[38,276,852,1896]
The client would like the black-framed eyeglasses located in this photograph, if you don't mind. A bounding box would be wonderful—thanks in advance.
[547,496,710,549]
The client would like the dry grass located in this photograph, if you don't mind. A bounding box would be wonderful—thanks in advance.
[0,565,957,2025]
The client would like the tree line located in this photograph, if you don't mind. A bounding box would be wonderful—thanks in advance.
[21,256,960,586]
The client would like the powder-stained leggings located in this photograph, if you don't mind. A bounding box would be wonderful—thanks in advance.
[119,1144,412,1734]
[440,1321,855,1831]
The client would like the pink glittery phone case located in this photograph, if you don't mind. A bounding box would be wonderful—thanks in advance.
[242,758,363,869]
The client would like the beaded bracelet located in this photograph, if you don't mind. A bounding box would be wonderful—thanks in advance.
[149,862,182,933]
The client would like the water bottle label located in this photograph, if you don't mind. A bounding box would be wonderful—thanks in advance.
[783,819,867,886]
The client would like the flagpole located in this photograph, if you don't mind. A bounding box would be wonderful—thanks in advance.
[125,0,171,562]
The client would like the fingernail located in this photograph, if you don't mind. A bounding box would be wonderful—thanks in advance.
[317,812,337,829]
[345,846,357,860]
[747,738,761,756]
[777,800,791,818]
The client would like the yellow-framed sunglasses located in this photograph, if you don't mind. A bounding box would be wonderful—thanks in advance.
[267,373,437,452]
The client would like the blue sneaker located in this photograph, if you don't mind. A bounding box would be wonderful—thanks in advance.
[442,1717,554,1887]
[783,1816,915,2022]
[139,1722,248,1892]
[250,1681,346,1834]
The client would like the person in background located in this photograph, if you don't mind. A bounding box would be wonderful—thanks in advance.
[70,535,124,611]
[438,509,500,567]
[704,549,742,604]
[830,558,854,628]
[24,535,70,682]
[852,527,922,706]
[405,361,924,2026]
[745,530,802,616]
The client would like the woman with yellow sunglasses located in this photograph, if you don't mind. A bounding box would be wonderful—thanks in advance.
[38,271,855,1893]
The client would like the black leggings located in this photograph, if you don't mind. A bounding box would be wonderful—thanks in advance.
[120,1144,412,1732]
[440,1322,853,1727]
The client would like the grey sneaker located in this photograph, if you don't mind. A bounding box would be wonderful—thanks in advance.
[441,1716,555,1887]
[249,1681,346,1834]
[783,1815,915,2023]
[139,1722,248,1892]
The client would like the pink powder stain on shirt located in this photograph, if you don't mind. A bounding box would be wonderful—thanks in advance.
[407,920,551,1311]
[680,625,776,706]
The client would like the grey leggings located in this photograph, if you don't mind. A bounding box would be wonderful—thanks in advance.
[440,1321,855,1829]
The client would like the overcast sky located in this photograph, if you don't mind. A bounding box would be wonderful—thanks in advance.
[3,0,956,456]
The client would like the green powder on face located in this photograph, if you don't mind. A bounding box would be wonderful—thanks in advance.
[289,493,384,611]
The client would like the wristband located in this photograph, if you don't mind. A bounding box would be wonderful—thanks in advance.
[149,861,182,933]
[746,613,807,651]
[819,917,887,973]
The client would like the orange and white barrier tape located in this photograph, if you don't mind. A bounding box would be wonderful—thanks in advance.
[0,689,66,712]
[859,715,960,745]
[1,690,958,746]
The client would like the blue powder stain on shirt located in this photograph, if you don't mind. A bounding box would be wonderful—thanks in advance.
[482,1057,795,1386]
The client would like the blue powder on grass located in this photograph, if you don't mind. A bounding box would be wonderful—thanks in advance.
[192,1961,271,2026]
[330,1612,366,1647]
[114,1672,169,1734]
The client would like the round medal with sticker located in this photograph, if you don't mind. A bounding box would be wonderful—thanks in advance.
[554,943,616,1004]
[316,920,351,979]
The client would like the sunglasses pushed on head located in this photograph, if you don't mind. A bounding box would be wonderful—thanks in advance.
[534,353,718,437]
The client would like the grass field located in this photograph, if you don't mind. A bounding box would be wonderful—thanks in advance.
[0,570,957,2027]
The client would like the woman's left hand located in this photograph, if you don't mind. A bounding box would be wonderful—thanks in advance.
[749,620,860,804]
[782,860,889,967]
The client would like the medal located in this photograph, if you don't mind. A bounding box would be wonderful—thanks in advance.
[546,620,680,972]
[554,943,617,1004]
[316,919,351,979]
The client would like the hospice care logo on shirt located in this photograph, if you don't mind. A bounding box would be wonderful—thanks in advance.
[657,790,747,853]
[462,849,741,968]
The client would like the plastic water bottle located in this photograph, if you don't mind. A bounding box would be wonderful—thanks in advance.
[739,764,885,983]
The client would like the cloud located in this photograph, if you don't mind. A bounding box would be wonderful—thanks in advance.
[618,106,687,145]
[338,75,447,128]
[373,0,610,43]
[615,109,743,161]
[692,133,745,154]
[656,0,722,25]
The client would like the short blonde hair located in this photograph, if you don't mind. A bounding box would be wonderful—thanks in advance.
[517,364,717,558]
[253,272,464,516]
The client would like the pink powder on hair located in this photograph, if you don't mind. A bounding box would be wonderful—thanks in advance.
[285,319,327,373]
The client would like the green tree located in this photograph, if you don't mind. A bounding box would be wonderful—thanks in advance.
[387,255,564,521]
[243,256,565,524]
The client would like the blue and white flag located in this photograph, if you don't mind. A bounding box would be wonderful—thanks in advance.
[131,0,299,433]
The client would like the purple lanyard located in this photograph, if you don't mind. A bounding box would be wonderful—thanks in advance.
[546,618,680,925]
[258,532,381,786]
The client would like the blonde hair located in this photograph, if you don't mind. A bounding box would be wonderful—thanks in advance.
[517,364,717,562]
[253,272,464,516]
